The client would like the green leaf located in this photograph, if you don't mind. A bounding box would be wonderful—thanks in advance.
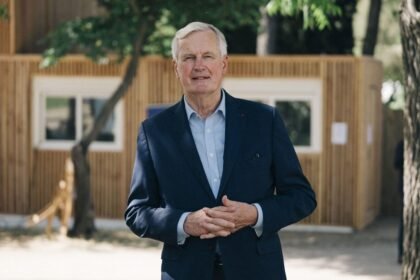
[0,3,8,20]
[265,0,341,30]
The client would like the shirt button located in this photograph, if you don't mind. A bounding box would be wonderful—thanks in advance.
[209,153,214,157]
[207,129,211,133]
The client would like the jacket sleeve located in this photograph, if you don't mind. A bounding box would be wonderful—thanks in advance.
[124,123,183,245]
[258,108,317,236]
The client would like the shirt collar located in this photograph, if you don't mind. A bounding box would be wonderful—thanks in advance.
[184,90,226,120]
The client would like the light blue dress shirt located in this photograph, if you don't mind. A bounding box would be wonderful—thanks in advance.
[177,91,263,244]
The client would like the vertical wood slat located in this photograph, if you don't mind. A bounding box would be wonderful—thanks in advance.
[13,59,29,212]
[6,60,16,212]
[0,59,13,211]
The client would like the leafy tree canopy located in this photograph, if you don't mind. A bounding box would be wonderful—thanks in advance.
[41,0,265,67]
[41,0,341,67]
[266,0,341,29]
[267,0,355,54]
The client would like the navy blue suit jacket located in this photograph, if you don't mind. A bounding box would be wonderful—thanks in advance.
[125,92,317,280]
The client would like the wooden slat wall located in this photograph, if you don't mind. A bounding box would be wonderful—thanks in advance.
[30,151,69,212]
[14,0,101,53]
[0,55,382,228]
[354,57,383,229]
[320,60,359,226]
[297,154,321,225]
[146,56,182,104]
[0,55,143,219]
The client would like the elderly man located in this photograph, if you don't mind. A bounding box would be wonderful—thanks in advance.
[125,21,317,280]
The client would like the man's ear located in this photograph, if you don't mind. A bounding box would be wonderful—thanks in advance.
[173,60,179,79]
[222,55,228,74]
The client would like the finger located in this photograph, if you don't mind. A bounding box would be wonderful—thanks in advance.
[200,233,216,239]
[202,220,233,233]
[207,206,231,212]
[207,217,235,229]
[200,230,231,239]
[205,208,235,220]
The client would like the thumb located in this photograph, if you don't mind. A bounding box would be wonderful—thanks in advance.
[222,195,233,206]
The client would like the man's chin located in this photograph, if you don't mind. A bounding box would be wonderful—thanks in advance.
[185,88,218,97]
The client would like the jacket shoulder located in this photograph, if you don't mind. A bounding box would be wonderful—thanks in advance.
[233,96,275,117]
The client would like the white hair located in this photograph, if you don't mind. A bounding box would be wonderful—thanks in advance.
[171,22,228,61]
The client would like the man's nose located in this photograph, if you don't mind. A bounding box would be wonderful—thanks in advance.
[193,57,205,70]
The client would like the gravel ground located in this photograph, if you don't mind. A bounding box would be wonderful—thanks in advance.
[0,216,401,280]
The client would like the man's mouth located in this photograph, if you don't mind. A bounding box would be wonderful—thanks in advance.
[192,76,210,80]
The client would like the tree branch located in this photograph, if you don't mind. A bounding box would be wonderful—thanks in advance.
[79,21,148,150]
[362,0,382,55]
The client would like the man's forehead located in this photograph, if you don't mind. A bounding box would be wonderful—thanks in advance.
[178,37,219,55]
[181,29,216,40]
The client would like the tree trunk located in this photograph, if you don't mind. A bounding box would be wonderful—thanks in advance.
[400,0,420,278]
[68,23,147,238]
[362,0,382,55]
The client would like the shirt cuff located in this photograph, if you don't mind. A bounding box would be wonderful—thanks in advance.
[177,212,191,245]
[252,203,263,237]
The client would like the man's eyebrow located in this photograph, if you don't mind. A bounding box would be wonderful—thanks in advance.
[203,51,216,56]
[180,53,195,58]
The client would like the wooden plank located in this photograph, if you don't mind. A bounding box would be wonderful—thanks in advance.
[0,60,12,212]
[13,59,29,212]
[297,154,321,224]
[5,60,16,212]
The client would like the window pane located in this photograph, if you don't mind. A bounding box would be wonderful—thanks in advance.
[82,98,115,142]
[275,101,311,146]
[45,97,76,140]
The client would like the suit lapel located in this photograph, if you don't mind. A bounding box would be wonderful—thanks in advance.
[172,99,215,201]
[218,93,246,200]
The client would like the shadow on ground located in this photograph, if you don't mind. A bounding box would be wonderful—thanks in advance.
[0,226,161,249]
[280,217,401,279]
[0,216,401,280]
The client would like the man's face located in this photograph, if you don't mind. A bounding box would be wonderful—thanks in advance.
[174,30,228,98]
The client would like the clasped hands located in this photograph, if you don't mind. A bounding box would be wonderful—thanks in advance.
[183,195,258,239]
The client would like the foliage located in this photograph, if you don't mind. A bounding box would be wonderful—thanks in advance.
[41,0,266,66]
[142,10,176,57]
[41,0,345,65]
[0,3,8,20]
[40,0,157,68]
[267,0,342,29]
[267,0,355,54]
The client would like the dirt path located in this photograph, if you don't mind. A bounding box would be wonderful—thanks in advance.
[0,216,401,280]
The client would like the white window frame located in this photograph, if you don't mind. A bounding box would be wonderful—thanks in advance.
[223,78,322,153]
[32,76,124,151]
